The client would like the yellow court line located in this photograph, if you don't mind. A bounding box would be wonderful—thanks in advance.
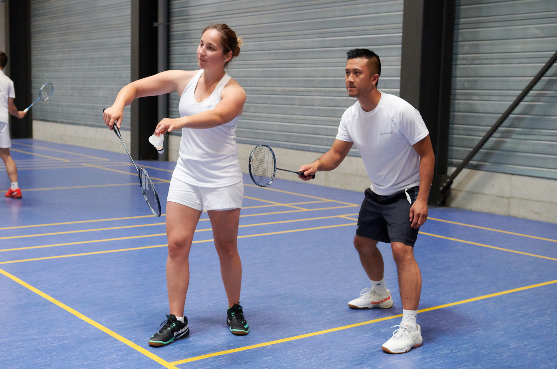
[421,232,557,261]
[16,166,127,171]
[0,201,340,231]
[0,244,171,264]
[0,268,178,369]
[0,214,359,253]
[241,205,358,218]
[12,160,121,166]
[244,183,357,206]
[428,217,557,243]
[0,214,163,231]
[12,142,111,161]
[0,234,166,252]
[171,278,557,364]
[139,164,174,173]
[340,216,358,221]
[244,195,307,210]
[10,148,71,162]
[83,163,171,183]
[0,205,357,238]
[22,183,141,191]
[14,161,133,168]
[0,222,166,240]
[3,158,60,162]
[0,223,356,264]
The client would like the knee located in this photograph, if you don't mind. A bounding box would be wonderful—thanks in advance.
[215,241,238,260]
[391,244,414,265]
[167,239,189,260]
[353,236,377,255]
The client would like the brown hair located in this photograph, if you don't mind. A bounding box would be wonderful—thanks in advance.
[0,52,7,69]
[202,24,242,67]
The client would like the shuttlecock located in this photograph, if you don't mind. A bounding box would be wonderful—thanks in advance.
[149,134,164,154]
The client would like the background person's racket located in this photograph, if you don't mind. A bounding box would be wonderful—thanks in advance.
[103,109,162,217]
[249,144,315,187]
[24,83,54,113]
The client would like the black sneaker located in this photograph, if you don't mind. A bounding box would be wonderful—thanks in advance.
[148,314,189,347]
[227,304,250,335]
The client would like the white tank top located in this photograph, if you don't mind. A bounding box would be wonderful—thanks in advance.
[172,70,243,187]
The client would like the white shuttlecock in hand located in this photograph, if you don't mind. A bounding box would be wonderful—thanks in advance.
[149,134,164,154]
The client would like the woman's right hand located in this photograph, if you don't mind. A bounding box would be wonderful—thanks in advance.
[103,106,123,130]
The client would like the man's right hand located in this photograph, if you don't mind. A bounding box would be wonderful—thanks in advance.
[298,162,318,181]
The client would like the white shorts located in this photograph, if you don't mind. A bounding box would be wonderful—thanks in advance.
[167,177,244,211]
[0,122,11,148]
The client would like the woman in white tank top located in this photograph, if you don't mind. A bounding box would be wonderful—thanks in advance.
[103,24,250,344]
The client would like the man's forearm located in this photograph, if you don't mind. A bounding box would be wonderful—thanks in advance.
[313,150,344,171]
[417,154,435,202]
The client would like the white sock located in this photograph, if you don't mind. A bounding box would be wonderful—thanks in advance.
[11,182,18,190]
[400,309,417,328]
[176,316,185,323]
[370,278,389,296]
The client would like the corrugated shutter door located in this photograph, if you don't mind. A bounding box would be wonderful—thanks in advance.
[30,0,131,130]
[169,0,403,156]
[450,0,557,179]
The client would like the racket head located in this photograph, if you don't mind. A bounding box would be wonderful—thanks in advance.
[39,83,54,101]
[139,167,162,217]
[249,145,276,187]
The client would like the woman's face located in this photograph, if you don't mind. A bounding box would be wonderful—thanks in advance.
[197,29,230,69]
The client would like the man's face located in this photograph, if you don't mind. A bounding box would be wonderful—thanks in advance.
[345,58,377,98]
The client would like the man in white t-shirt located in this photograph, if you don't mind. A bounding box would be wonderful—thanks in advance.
[0,52,27,199]
[299,49,435,354]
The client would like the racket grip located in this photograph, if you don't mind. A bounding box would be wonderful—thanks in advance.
[23,108,29,113]
[297,171,315,179]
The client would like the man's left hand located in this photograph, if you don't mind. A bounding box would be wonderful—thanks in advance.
[409,198,428,229]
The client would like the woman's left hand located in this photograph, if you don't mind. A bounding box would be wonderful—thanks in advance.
[154,118,185,135]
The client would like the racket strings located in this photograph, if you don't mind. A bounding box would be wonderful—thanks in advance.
[40,83,53,101]
[250,146,275,187]
[139,168,161,216]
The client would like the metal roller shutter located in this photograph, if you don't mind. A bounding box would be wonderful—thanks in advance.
[30,0,131,130]
[169,0,403,156]
[450,0,557,179]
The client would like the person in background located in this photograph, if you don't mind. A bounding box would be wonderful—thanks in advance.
[0,51,27,199]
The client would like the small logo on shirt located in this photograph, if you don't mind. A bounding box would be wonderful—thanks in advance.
[380,131,393,135]
[206,104,214,109]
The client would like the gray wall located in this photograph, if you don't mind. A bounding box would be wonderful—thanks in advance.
[30,0,131,130]
[450,0,557,180]
[168,0,404,156]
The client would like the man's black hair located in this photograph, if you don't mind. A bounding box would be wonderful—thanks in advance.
[346,49,381,83]
[0,52,7,69]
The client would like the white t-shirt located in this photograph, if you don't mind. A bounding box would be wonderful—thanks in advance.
[172,70,243,187]
[0,69,15,124]
[336,92,429,196]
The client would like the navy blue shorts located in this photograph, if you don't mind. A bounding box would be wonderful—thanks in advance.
[356,186,420,247]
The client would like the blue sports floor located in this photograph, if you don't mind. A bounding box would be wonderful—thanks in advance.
[1,139,556,368]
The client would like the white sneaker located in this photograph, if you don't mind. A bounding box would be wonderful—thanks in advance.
[382,324,423,354]
[347,287,393,309]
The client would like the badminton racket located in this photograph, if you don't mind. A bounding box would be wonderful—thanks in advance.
[104,108,161,217]
[249,144,315,187]
[24,83,53,113]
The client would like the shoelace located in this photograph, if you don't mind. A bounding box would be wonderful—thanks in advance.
[157,315,175,332]
[359,287,377,297]
[390,325,413,340]
[230,308,246,322]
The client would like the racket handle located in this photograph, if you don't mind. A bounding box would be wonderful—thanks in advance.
[297,171,315,179]
[23,108,29,113]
